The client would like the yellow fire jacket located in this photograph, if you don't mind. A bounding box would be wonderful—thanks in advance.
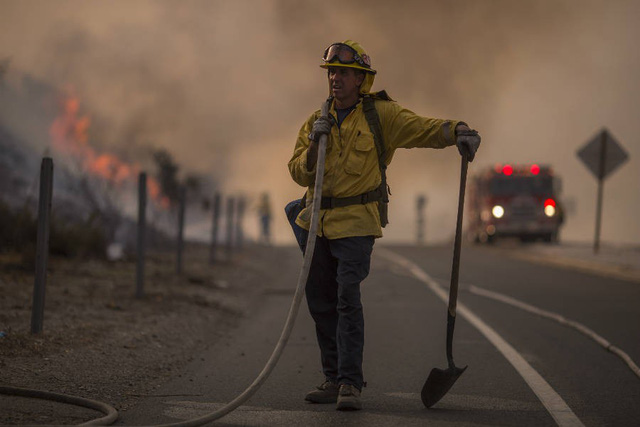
[288,97,462,239]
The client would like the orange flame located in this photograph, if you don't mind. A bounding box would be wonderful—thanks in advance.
[49,89,168,208]
[88,153,134,184]
[50,95,91,157]
[147,179,171,209]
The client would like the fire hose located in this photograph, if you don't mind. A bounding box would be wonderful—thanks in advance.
[0,100,331,427]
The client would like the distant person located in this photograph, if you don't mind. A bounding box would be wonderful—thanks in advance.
[287,40,481,410]
[257,192,272,244]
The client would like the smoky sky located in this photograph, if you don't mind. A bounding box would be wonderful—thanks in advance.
[1,0,638,244]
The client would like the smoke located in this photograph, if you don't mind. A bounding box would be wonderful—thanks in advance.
[1,0,638,244]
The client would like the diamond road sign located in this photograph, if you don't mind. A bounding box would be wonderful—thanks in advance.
[577,128,629,180]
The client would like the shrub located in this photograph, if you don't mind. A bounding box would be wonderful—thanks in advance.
[0,200,107,262]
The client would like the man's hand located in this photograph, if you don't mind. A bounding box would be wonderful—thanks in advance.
[306,116,334,171]
[455,123,481,162]
[308,116,333,142]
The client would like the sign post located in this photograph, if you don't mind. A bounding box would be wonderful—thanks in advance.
[576,128,628,254]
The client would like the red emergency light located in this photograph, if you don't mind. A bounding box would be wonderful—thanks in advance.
[531,164,540,175]
[502,165,513,176]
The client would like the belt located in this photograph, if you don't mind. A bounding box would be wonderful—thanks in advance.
[301,187,383,210]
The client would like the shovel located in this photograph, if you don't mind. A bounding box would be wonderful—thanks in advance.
[421,153,469,408]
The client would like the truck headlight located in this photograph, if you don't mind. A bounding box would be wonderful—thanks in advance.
[544,205,556,217]
[492,205,504,218]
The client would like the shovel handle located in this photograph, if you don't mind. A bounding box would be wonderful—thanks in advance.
[448,153,468,317]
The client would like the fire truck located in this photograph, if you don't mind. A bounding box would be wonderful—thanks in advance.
[467,164,564,243]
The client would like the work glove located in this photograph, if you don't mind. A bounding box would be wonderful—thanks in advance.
[456,128,481,162]
[308,116,334,142]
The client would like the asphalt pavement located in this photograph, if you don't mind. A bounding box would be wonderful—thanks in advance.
[118,241,640,427]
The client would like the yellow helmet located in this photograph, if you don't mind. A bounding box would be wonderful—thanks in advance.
[320,40,377,75]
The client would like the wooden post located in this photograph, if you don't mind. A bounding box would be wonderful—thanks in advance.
[226,196,235,261]
[136,172,147,298]
[31,157,53,334]
[209,192,221,264]
[176,186,186,275]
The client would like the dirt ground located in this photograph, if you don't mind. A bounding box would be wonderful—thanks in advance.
[0,243,284,425]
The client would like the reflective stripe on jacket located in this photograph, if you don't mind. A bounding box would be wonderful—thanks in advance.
[288,97,461,239]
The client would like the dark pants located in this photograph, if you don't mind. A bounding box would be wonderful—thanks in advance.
[304,235,374,390]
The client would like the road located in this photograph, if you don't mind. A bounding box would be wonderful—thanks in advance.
[119,244,640,426]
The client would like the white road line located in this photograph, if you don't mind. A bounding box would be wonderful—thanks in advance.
[377,248,585,427]
[469,284,640,379]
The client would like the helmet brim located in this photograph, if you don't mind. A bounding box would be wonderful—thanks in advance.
[320,62,377,75]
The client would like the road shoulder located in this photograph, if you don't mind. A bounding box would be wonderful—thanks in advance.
[502,243,640,283]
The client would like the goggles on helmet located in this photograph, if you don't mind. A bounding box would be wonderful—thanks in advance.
[322,43,372,70]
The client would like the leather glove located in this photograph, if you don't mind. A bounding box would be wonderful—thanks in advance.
[308,116,334,142]
[456,128,481,162]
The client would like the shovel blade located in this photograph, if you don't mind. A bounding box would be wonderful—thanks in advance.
[421,364,467,408]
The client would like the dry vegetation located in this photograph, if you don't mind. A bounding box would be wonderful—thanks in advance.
[0,243,277,424]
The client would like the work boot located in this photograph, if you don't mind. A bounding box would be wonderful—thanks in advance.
[336,384,362,411]
[305,380,339,404]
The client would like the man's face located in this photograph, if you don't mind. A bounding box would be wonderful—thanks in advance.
[328,67,365,104]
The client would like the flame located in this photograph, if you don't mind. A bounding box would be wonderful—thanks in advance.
[147,179,171,209]
[88,153,134,184]
[49,89,168,208]
[50,94,91,157]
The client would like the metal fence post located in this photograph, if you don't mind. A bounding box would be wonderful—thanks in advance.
[417,194,427,245]
[209,192,221,264]
[226,196,235,261]
[235,196,245,250]
[176,186,186,275]
[136,172,147,298]
[31,157,53,334]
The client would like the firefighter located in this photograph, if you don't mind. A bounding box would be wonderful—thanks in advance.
[287,40,480,411]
